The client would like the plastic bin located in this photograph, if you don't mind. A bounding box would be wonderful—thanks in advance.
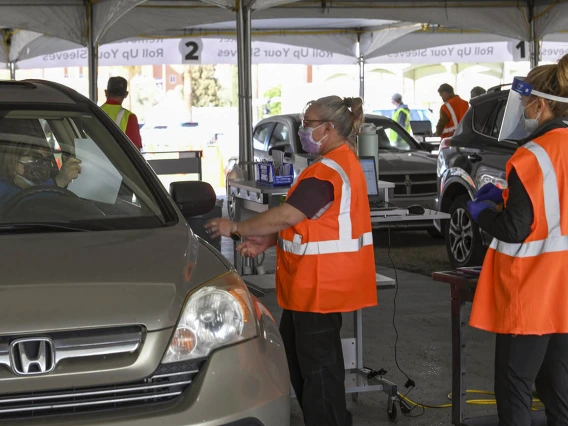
[255,161,293,187]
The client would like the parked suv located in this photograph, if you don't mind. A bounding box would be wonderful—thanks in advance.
[0,80,289,425]
[226,114,438,232]
[435,88,518,268]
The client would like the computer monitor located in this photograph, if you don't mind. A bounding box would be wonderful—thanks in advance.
[359,157,378,196]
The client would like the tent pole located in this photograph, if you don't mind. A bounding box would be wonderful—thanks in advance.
[87,3,98,102]
[236,1,253,179]
[529,1,539,68]
[8,62,16,80]
[357,36,365,100]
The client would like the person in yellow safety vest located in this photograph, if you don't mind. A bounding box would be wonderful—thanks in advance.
[100,77,142,150]
[390,93,412,146]
[467,54,568,426]
[204,96,377,426]
[434,83,469,138]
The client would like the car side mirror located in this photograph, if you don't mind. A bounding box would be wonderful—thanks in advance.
[170,181,216,218]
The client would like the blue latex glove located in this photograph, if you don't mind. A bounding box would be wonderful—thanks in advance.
[474,183,504,204]
[467,200,496,222]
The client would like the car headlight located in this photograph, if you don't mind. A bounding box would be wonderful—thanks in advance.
[476,166,508,190]
[162,271,259,363]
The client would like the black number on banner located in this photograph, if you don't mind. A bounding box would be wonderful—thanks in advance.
[185,41,199,60]
[516,41,526,59]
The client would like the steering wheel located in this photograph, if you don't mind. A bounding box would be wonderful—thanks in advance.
[0,185,77,219]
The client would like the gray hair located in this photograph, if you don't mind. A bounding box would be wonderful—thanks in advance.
[304,96,364,150]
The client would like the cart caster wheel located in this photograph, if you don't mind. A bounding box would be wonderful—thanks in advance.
[351,393,359,402]
[387,404,398,421]
[401,403,410,414]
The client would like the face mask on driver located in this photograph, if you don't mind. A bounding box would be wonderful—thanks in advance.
[17,156,54,186]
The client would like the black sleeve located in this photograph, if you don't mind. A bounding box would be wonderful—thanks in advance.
[285,177,335,219]
[477,168,534,243]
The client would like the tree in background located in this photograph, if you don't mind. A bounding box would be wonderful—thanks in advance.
[262,85,282,117]
[190,65,222,107]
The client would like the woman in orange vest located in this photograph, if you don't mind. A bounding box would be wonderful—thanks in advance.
[205,96,377,426]
[467,54,568,426]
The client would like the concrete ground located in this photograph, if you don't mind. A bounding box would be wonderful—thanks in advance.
[217,199,546,426]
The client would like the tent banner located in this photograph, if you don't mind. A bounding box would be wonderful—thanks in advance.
[369,41,568,64]
[17,37,355,69]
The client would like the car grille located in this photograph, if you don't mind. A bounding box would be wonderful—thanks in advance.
[0,359,206,421]
[386,173,438,196]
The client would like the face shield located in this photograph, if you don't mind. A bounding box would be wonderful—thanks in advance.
[499,77,568,141]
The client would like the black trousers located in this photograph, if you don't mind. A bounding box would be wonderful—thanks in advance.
[495,333,568,426]
[279,309,351,426]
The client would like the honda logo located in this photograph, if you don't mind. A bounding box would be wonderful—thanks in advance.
[10,338,55,376]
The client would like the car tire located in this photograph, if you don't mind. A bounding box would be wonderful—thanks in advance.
[445,194,485,268]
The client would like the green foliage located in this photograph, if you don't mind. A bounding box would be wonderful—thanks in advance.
[263,85,282,116]
[190,65,222,107]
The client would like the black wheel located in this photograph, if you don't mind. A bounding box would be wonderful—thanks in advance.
[445,194,485,268]
[427,228,444,239]
[387,402,398,421]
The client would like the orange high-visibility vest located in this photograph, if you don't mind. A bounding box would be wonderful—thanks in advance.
[470,128,568,335]
[275,144,378,313]
[440,96,469,138]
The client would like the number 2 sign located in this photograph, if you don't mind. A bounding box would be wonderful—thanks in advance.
[179,39,203,63]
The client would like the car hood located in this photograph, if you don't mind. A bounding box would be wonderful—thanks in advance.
[0,224,229,334]
[379,151,437,174]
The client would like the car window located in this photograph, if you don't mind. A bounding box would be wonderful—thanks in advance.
[491,101,507,138]
[253,122,272,151]
[377,124,413,151]
[268,123,292,153]
[473,98,499,134]
[0,109,168,230]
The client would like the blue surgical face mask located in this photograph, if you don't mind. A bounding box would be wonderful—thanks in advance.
[522,100,541,134]
[298,123,328,154]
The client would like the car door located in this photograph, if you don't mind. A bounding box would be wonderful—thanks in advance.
[252,121,275,163]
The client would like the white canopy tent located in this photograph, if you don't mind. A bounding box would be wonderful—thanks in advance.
[1,0,567,173]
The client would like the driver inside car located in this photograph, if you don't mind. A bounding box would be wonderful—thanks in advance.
[0,140,82,207]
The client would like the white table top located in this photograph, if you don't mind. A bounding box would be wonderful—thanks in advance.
[377,180,396,189]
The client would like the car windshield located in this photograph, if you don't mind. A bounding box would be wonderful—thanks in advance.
[373,108,435,123]
[0,108,169,231]
[366,118,419,152]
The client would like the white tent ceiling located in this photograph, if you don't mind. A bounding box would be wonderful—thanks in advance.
[1,1,568,69]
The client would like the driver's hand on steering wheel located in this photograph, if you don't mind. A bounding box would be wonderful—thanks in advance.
[55,157,82,188]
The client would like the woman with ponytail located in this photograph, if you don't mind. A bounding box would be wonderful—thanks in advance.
[206,95,376,426]
[468,54,568,425]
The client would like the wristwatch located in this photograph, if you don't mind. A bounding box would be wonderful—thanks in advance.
[230,223,242,242]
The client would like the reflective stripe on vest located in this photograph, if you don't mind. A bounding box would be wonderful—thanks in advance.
[278,232,373,255]
[115,109,126,127]
[490,141,563,258]
[277,158,373,255]
[445,101,459,130]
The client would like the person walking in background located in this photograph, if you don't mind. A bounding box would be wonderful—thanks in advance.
[434,83,469,138]
[101,77,142,150]
[391,93,412,133]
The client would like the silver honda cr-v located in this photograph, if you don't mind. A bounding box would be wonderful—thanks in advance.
[0,80,290,425]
